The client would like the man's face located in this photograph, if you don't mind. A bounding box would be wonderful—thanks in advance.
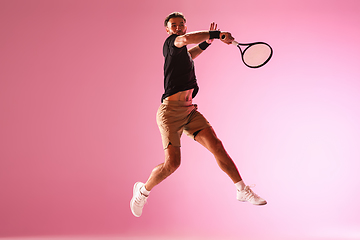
[166,17,187,35]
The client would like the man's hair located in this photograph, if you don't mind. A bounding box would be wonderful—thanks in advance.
[164,12,186,27]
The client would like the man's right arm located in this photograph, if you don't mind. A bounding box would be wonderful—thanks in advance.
[174,31,234,48]
[174,31,210,48]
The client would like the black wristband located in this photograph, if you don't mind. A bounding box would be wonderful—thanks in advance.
[199,41,210,50]
[209,30,221,39]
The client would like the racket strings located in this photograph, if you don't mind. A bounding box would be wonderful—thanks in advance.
[240,43,272,68]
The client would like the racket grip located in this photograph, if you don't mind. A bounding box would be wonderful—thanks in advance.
[221,34,238,45]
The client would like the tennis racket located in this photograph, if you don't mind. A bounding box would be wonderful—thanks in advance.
[222,36,273,68]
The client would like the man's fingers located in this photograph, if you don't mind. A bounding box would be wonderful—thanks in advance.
[209,22,218,31]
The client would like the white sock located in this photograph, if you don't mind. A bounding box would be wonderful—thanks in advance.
[140,185,150,196]
[235,180,246,191]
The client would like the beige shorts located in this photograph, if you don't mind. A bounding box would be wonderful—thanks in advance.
[156,100,211,149]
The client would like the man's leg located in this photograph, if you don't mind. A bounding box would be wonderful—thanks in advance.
[130,144,181,217]
[195,127,242,183]
[144,144,181,191]
[195,127,267,205]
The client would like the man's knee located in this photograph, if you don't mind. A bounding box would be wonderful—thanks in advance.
[164,157,180,174]
[165,145,181,172]
[169,158,181,172]
[212,138,225,154]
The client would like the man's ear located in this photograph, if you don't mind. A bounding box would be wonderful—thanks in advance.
[165,26,170,34]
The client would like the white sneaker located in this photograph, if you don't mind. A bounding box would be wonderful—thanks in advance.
[130,182,148,217]
[237,185,267,205]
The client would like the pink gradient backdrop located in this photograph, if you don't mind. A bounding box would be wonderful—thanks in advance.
[1,0,360,239]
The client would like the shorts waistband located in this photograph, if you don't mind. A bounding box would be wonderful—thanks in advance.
[162,99,193,107]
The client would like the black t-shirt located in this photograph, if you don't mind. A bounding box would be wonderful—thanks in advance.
[161,34,199,102]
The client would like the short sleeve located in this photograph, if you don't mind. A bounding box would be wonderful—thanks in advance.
[163,34,185,57]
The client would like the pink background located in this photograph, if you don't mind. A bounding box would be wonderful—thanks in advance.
[1,0,360,239]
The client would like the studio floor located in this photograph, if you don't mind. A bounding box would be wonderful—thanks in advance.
[0,235,353,240]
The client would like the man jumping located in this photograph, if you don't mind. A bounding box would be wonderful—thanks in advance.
[130,12,267,217]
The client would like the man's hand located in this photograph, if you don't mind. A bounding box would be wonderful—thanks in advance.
[206,22,218,44]
[220,32,234,45]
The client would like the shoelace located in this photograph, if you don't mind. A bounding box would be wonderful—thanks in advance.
[242,185,260,200]
[134,193,147,207]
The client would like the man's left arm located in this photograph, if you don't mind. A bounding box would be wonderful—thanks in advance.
[188,22,218,59]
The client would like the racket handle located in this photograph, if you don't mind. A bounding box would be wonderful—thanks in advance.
[221,35,239,46]
[221,34,238,46]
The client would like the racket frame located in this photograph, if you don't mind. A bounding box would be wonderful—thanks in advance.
[232,41,273,68]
